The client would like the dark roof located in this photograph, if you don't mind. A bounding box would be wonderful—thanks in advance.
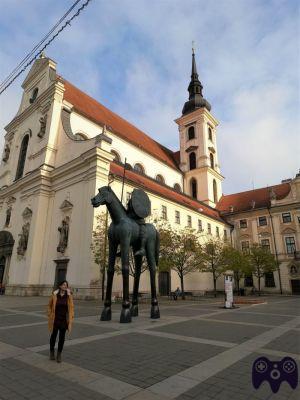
[217,183,291,214]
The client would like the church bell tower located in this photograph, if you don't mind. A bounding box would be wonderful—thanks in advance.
[175,49,223,208]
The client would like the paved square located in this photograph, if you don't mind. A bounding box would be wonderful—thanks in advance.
[149,319,269,343]
[0,295,299,400]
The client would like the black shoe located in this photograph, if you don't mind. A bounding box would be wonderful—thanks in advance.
[134,248,145,256]
[56,352,62,363]
[49,350,55,361]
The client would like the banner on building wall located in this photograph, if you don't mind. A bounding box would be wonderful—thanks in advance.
[224,274,234,309]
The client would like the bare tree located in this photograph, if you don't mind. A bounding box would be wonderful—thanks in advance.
[158,223,201,299]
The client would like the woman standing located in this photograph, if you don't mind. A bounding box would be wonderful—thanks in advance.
[47,280,74,363]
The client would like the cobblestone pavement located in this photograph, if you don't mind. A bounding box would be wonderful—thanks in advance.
[0,295,299,399]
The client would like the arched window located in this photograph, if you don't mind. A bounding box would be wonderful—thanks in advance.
[134,163,145,174]
[208,126,213,141]
[156,174,165,184]
[213,179,218,203]
[15,135,29,180]
[189,152,196,170]
[191,178,197,199]
[210,153,214,169]
[111,150,121,163]
[187,126,195,140]
[30,87,39,104]
[174,183,182,193]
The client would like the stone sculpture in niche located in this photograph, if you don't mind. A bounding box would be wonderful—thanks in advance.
[57,217,69,253]
[17,222,30,256]
[2,145,10,162]
[38,114,47,138]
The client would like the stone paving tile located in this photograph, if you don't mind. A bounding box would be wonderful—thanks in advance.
[40,332,225,389]
[0,322,116,348]
[150,319,269,343]
[203,311,293,326]
[0,314,45,327]
[175,352,300,400]
[264,330,300,355]
[240,306,300,317]
[155,307,215,317]
[0,358,113,400]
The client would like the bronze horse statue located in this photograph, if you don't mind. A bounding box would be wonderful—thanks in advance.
[91,186,160,323]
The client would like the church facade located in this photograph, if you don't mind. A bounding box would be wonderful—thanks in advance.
[0,53,298,297]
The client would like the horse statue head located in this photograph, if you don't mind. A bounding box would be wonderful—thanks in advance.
[91,186,113,208]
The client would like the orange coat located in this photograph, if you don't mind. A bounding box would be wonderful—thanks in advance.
[47,289,74,332]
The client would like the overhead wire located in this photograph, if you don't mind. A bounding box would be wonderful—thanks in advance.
[0,0,93,96]
[0,0,82,91]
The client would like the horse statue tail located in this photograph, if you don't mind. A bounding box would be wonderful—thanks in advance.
[155,230,160,265]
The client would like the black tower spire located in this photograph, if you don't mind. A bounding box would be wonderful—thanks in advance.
[182,49,211,115]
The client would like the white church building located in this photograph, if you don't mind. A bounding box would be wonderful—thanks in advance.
[0,52,298,297]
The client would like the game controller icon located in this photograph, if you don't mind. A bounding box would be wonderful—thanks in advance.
[252,356,298,393]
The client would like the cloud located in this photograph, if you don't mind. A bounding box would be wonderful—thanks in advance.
[0,0,299,194]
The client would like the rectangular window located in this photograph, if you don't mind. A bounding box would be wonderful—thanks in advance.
[240,219,247,228]
[187,215,192,228]
[241,241,250,253]
[265,272,275,288]
[258,216,267,226]
[244,274,253,287]
[198,219,202,232]
[161,205,167,220]
[175,210,180,224]
[261,239,270,252]
[224,229,228,241]
[282,212,292,223]
[216,226,220,237]
[285,236,296,254]
[207,223,211,234]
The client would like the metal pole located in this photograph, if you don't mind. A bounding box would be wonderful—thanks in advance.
[267,207,283,294]
[121,157,127,204]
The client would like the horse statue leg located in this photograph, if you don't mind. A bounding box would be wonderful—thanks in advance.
[100,240,117,321]
[145,237,160,319]
[131,253,143,317]
[120,238,132,323]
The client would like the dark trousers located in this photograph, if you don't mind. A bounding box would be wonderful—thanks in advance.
[50,327,66,353]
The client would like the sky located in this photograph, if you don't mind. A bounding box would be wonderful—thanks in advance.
[0,0,299,194]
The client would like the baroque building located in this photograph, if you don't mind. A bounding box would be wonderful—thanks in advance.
[0,52,298,297]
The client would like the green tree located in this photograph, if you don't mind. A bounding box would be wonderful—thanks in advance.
[248,243,277,295]
[198,238,227,297]
[158,223,201,299]
[91,212,109,300]
[223,246,251,294]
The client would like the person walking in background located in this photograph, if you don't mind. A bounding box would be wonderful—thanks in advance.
[47,280,74,363]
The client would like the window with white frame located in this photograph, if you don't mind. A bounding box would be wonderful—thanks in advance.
[240,219,247,228]
[258,216,267,226]
[241,241,250,253]
[261,238,270,252]
[216,226,220,237]
[161,205,167,220]
[207,223,211,234]
[187,215,192,228]
[198,219,202,232]
[223,229,228,241]
[285,236,296,254]
[175,210,180,224]
[282,212,292,223]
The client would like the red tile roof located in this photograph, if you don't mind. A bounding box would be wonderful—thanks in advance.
[217,183,291,214]
[62,79,180,171]
[110,162,226,223]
